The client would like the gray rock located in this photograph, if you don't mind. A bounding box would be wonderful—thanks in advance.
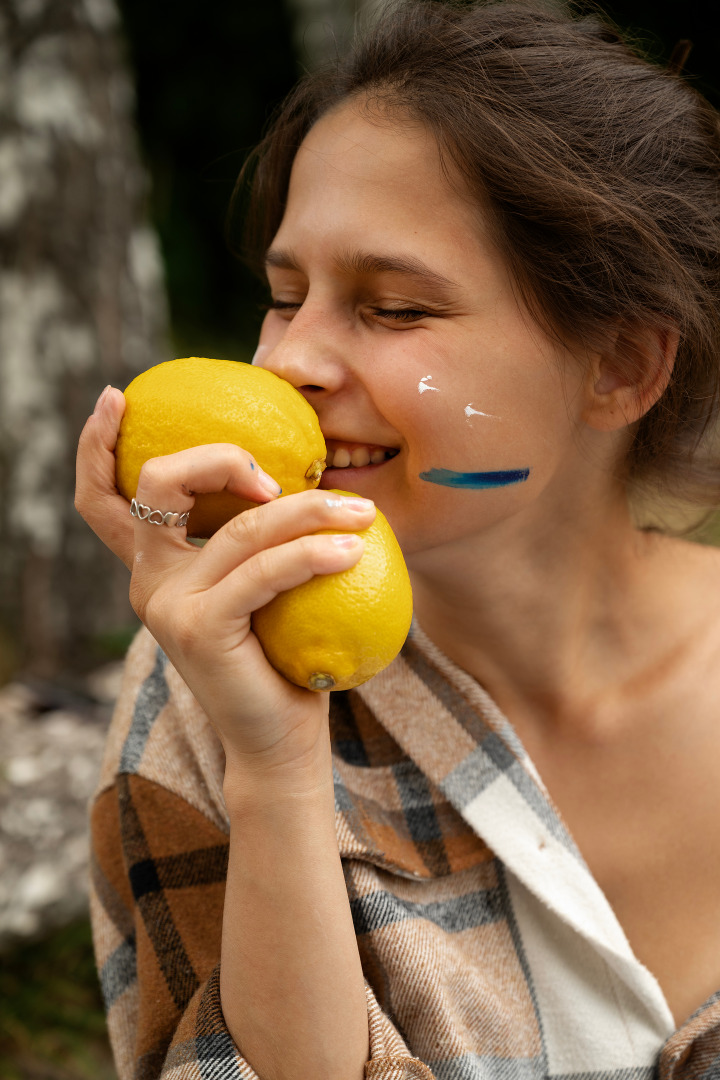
[0,665,122,951]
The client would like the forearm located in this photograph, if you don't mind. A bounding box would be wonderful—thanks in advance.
[220,733,369,1080]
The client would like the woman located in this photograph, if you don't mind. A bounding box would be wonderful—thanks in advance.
[76,2,720,1077]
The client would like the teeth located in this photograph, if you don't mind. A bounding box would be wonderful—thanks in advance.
[333,447,352,468]
[326,445,399,468]
[350,447,371,468]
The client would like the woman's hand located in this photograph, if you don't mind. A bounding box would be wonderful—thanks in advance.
[75,386,136,569]
[75,385,376,778]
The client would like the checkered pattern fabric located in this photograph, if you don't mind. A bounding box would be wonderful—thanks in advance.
[90,624,720,1079]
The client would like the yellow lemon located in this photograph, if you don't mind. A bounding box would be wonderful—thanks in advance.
[252,490,413,692]
[115,357,326,537]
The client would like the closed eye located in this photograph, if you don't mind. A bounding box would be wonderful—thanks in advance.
[264,300,301,312]
[372,308,431,322]
[263,300,434,323]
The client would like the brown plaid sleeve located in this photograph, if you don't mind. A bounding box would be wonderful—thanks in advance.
[91,773,238,1078]
[89,629,433,1079]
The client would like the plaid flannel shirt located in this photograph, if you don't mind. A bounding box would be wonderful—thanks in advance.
[90,622,720,1079]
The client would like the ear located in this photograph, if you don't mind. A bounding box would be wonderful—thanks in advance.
[582,322,680,433]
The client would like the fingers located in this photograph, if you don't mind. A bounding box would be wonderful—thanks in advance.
[136,443,283,508]
[210,527,366,627]
[75,387,134,568]
[130,488,375,633]
[190,490,376,590]
[131,443,285,572]
[131,491,372,668]
[200,490,375,629]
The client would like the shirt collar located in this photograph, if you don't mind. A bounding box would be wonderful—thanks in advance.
[356,620,676,1036]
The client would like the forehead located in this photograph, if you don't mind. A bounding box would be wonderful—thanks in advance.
[273,99,484,252]
[299,100,443,184]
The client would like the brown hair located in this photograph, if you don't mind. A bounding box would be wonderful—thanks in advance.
[229,0,720,506]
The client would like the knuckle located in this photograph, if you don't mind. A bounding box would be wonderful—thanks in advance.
[302,533,321,555]
[302,533,330,571]
[138,456,166,488]
[225,506,261,548]
[218,443,249,474]
[246,546,276,586]
[310,489,333,520]
[231,444,251,465]
[136,586,195,652]
[170,604,202,654]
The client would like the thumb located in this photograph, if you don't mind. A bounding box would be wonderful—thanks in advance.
[75,386,135,570]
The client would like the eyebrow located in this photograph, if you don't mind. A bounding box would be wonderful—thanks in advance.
[264,247,461,292]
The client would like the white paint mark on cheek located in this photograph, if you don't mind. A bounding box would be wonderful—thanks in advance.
[418,374,440,394]
[252,343,271,367]
[465,403,501,422]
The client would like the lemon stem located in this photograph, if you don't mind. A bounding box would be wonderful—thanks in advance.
[305,459,326,483]
[308,672,336,691]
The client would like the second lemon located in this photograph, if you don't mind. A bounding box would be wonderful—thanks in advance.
[252,490,413,692]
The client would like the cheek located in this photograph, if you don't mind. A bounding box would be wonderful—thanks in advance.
[393,356,575,492]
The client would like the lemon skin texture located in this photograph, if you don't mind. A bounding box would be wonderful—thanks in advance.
[115,357,326,537]
[252,491,413,692]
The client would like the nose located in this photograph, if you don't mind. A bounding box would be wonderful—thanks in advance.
[254,303,347,401]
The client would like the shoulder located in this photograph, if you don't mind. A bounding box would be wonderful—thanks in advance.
[94,625,228,833]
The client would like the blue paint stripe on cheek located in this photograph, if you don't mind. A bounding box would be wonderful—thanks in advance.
[419,467,531,489]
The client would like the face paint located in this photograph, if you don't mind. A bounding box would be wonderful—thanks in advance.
[418,375,440,394]
[464,403,500,421]
[419,467,530,488]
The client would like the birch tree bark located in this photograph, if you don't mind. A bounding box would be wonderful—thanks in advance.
[0,0,168,679]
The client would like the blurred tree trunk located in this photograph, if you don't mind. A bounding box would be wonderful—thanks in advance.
[0,0,168,680]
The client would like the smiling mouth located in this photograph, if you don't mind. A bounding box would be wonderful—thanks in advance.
[324,441,400,469]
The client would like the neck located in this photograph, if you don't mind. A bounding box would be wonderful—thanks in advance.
[408,488,699,736]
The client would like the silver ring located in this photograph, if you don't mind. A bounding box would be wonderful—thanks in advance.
[130,498,189,528]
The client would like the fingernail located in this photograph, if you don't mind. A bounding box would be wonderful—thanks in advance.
[93,385,111,415]
[257,468,282,497]
[330,534,360,548]
[325,496,374,512]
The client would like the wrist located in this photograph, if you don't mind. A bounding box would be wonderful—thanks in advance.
[222,732,335,813]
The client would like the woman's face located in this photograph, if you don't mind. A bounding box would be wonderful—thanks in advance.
[255,100,595,560]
